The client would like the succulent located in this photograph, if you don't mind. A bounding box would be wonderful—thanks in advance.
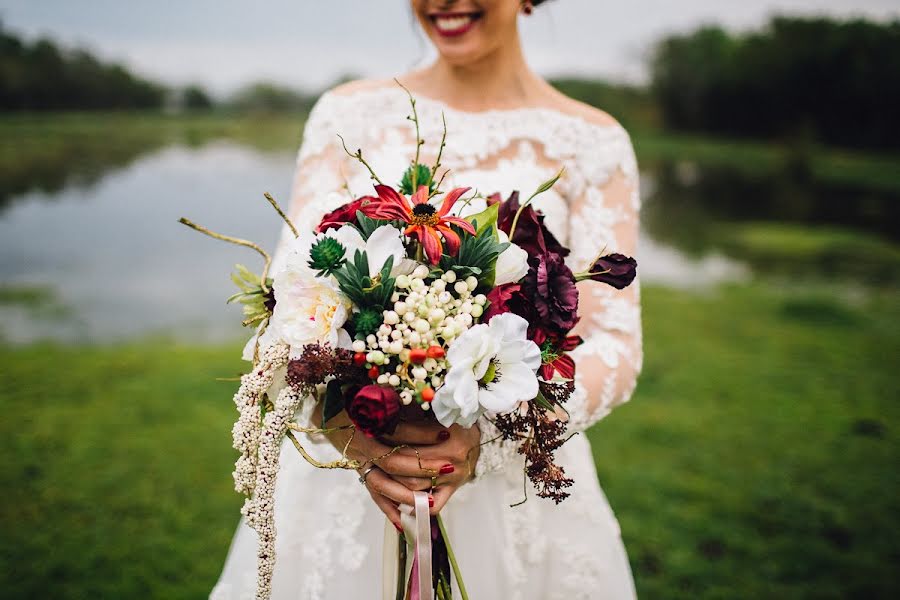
[352,307,383,337]
[307,237,347,276]
[399,163,435,196]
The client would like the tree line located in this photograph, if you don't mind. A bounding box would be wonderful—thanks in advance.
[0,23,165,110]
[650,16,900,150]
[3,16,899,150]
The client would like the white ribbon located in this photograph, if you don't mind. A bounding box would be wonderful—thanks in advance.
[383,490,432,600]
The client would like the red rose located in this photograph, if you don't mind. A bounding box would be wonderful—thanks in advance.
[346,384,401,437]
[315,196,374,233]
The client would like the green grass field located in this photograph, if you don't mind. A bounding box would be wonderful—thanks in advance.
[1,281,897,599]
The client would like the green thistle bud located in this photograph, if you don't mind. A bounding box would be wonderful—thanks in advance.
[353,308,383,337]
[399,163,434,196]
[308,237,346,276]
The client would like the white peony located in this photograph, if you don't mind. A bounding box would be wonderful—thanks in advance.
[270,268,352,356]
[493,230,530,285]
[432,312,542,427]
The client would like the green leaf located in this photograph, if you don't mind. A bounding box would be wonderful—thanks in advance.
[465,203,499,237]
[534,391,556,412]
[322,379,345,427]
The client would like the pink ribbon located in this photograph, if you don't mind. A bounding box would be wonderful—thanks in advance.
[383,490,432,600]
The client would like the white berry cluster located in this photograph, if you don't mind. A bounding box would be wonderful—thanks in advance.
[353,264,487,409]
[231,342,289,495]
[241,383,303,600]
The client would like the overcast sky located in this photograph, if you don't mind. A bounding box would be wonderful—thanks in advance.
[2,1,898,95]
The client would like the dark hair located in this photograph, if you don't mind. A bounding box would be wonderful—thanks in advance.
[532,0,553,6]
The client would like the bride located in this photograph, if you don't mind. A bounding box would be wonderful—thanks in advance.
[213,0,643,598]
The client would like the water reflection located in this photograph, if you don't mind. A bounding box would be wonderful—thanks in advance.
[5,139,894,344]
[0,142,292,343]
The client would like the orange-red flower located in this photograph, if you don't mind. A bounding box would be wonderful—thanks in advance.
[360,184,476,264]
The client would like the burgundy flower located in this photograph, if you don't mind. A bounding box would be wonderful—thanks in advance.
[533,332,583,381]
[482,283,522,322]
[496,191,568,258]
[586,253,638,289]
[525,253,579,334]
[346,384,401,437]
[315,196,373,233]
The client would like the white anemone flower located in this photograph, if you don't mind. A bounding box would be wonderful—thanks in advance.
[493,229,530,285]
[432,313,542,427]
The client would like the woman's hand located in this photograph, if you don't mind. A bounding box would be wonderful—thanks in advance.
[381,422,481,514]
[310,403,473,527]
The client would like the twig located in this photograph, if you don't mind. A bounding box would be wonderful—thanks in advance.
[428,112,448,194]
[395,79,424,190]
[178,217,271,294]
[338,134,384,185]
[263,192,299,238]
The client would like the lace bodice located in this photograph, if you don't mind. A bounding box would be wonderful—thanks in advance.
[274,83,643,477]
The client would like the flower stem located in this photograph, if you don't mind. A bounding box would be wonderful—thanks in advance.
[436,515,469,600]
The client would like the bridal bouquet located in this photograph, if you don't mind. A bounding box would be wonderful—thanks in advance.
[182,86,636,600]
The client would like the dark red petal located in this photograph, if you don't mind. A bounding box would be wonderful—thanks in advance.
[553,354,577,380]
[436,224,461,256]
[421,228,444,265]
[540,363,555,380]
[438,187,471,216]
[374,184,407,207]
[560,335,583,351]
[441,216,476,235]
[411,185,430,205]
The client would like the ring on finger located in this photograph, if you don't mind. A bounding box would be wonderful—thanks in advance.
[358,465,378,485]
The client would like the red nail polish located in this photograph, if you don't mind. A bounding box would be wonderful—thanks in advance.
[439,464,455,475]
[428,495,434,507]
[437,430,450,441]
[394,522,403,533]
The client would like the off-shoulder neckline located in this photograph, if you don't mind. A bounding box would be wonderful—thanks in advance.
[321,85,627,137]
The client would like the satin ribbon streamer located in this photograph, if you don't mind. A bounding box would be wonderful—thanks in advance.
[383,490,432,600]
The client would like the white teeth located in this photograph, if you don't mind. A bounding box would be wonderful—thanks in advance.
[435,15,473,31]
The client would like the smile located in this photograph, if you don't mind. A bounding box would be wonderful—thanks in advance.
[429,12,482,37]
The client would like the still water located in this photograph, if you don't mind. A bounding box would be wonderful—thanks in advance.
[0,139,760,344]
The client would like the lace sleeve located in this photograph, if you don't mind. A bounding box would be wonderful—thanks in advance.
[563,128,643,432]
[270,91,361,273]
[474,125,643,477]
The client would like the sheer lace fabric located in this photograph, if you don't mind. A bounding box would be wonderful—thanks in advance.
[212,85,641,599]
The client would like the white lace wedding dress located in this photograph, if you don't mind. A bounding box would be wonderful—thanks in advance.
[211,83,643,600]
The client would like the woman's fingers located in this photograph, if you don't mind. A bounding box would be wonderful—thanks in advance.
[366,485,402,530]
[379,421,449,446]
[365,468,419,507]
[393,475,434,492]
[376,450,450,478]
[429,485,454,516]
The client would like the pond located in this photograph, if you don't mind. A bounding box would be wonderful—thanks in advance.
[1,124,896,344]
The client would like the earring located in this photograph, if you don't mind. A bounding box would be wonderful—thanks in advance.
[522,1,533,15]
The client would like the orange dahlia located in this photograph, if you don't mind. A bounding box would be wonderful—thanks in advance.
[360,184,476,264]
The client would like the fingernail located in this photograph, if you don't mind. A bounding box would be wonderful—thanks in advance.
[439,464,455,475]
[428,494,434,508]
[437,430,450,441]
[393,522,403,532]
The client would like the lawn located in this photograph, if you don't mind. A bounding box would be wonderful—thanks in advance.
[1,281,897,599]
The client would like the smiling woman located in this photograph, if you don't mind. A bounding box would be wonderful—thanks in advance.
[212,1,642,599]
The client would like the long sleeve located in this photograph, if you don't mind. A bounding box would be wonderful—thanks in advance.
[270,91,362,273]
[563,130,643,432]
[474,125,643,477]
